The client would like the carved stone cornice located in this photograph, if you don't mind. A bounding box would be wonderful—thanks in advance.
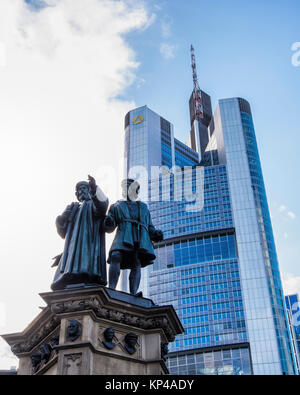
[9,316,60,355]
[50,296,177,342]
[2,286,183,359]
[43,286,183,342]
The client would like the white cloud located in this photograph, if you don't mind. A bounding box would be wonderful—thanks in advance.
[161,16,172,39]
[0,302,6,328]
[279,205,287,213]
[0,0,152,369]
[153,3,163,11]
[282,273,300,296]
[158,15,178,60]
[142,12,156,31]
[160,42,177,59]
[287,211,296,220]
[277,204,296,220]
[136,77,146,89]
[0,42,6,68]
[0,339,18,370]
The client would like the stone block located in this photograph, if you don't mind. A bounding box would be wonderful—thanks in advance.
[1,286,183,375]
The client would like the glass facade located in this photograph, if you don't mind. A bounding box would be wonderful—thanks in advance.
[168,346,252,375]
[240,107,294,374]
[147,166,249,374]
[125,106,164,180]
[174,139,199,168]
[214,98,296,374]
[123,101,297,375]
[285,294,300,373]
[150,233,247,350]
[149,166,233,239]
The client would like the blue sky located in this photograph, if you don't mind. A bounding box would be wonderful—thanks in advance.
[23,0,299,279]
[0,0,298,369]
[124,0,300,279]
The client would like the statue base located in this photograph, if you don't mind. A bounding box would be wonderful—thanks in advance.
[1,286,183,375]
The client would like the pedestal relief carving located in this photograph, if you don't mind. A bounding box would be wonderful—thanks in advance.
[66,319,82,342]
[63,353,82,375]
[29,332,60,374]
[98,326,142,358]
[101,328,116,350]
[2,286,184,375]
[124,333,138,355]
[11,316,60,355]
[50,297,176,342]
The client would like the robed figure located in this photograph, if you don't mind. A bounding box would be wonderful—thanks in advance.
[51,176,108,291]
[103,179,163,295]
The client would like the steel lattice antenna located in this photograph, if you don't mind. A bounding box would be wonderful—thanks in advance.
[191,45,204,120]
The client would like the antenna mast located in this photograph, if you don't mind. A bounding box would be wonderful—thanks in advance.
[191,45,204,120]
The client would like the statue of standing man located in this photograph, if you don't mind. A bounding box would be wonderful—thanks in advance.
[51,176,108,291]
[103,179,163,296]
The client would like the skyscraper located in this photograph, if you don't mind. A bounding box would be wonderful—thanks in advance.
[285,294,300,373]
[122,72,297,376]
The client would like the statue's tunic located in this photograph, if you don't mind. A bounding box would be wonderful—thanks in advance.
[51,189,108,291]
[126,201,140,245]
[104,200,157,269]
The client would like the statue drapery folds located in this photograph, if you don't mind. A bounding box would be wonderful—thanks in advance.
[51,176,108,291]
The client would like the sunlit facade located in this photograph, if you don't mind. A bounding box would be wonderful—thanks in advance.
[122,98,297,375]
[285,294,300,373]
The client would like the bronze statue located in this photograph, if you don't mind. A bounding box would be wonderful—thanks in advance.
[103,179,163,296]
[102,328,116,350]
[67,320,81,342]
[124,332,138,355]
[31,354,42,373]
[161,342,169,361]
[51,175,108,291]
[39,344,51,364]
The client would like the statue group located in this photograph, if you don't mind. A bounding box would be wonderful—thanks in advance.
[51,176,163,296]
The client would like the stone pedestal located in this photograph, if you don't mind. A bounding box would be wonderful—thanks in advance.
[2,286,183,375]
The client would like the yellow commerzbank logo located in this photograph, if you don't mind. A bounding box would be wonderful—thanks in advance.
[133,115,144,125]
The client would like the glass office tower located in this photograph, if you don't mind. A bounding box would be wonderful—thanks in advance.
[285,294,300,372]
[123,98,297,375]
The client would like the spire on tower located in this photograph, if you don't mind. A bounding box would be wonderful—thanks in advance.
[190,45,204,121]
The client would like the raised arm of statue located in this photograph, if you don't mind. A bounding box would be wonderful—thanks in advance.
[91,186,109,217]
[88,175,109,217]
